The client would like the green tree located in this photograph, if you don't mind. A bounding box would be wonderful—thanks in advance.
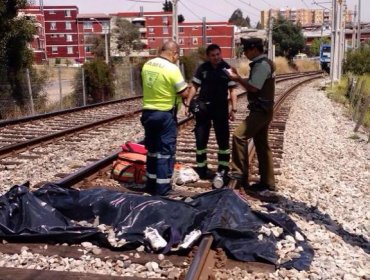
[163,0,173,12]
[113,18,143,55]
[343,47,370,75]
[228,9,248,27]
[245,16,251,28]
[86,35,106,60]
[0,0,39,113]
[272,15,305,59]
[309,37,330,56]
[73,59,115,104]
[178,14,185,23]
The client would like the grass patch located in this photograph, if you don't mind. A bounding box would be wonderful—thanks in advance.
[327,74,370,130]
[274,57,294,74]
[294,60,321,72]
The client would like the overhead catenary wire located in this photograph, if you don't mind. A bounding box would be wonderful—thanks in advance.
[222,0,260,19]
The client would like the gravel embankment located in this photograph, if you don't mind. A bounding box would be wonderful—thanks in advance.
[216,79,369,279]
[274,79,369,280]
[0,78,368,279]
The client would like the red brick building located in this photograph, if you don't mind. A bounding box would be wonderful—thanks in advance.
[42,6,80,61]
[76,14,111,62]
[23,6,235,62]
[18,7,47,63]
[111,11,235,58]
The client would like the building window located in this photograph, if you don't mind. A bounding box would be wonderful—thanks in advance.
[49,10,55,14]
[52,46,58,53]
[162,16,168,24]
[192,37,198,45]
[179,27,184,33]
[148,27,154,33]
[207,37,212,44]
[85,46,92,53]
[83,22,92,29]
[178,38,184,45]
[66,34,73,42]
[50,22,56,30]
[192,26,198,30]
[65,22,72,30]
[65,10,71,17]
[67,46,73,54]
[163,26,169,34]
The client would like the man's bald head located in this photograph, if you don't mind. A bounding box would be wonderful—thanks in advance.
[159,41,180,63]
[161,41,179,53]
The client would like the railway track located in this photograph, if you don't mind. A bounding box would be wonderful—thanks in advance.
[0,71,324,279]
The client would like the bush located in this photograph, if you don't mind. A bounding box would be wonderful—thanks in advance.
[274,56,294,74]
[343,47,370,75]
[180,51,200,81]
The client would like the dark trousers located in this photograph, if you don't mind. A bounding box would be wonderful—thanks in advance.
[195,112,230,172]
[231,109,275,186]
[141,110,177,195]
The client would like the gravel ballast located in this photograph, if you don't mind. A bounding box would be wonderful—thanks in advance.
[0,78,369,279]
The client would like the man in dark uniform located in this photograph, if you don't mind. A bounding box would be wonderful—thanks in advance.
[186,44,237,182]
[228,38,276,192]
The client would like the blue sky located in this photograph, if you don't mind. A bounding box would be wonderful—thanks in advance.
[41,0,369,24]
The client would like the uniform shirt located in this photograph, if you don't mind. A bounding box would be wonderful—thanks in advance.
[248,54,272,90]
[192,60,237,105]
[142,57,187,111]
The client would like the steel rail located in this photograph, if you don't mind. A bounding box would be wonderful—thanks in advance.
[0,109,141,159]
[0,95,142,128]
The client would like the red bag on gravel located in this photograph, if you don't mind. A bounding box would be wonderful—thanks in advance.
[121,141,147,155]
[112,152,146,184]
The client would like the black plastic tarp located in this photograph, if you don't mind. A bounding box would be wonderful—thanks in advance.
[0,183,313,270]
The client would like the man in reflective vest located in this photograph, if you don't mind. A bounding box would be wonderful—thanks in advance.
[141,41,189,195]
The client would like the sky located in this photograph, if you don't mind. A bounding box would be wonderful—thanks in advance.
[40,0,369,25]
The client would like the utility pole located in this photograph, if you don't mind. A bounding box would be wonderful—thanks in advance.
[90,18,109,64]
[267,9,274,60]
[337,0,344,81]
[352,6,357,49]
[202,17,206,47]
[171,0,178,43]
[330,0,337,83]
[357,0,361,48]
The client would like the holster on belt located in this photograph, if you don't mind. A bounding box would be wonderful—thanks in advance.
[248,98,274,112]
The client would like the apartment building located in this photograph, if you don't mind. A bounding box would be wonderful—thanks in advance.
[23,6,235,62]
[260,8,352,28]
[76,14,111,62]
[43,6,80,61]
[111,11,235,58]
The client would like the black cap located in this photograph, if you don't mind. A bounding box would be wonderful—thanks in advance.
[241,37,263,50]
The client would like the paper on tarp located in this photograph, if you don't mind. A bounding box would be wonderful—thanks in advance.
[0,183,313,270]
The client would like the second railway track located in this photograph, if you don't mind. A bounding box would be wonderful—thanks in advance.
[0,71,325,279]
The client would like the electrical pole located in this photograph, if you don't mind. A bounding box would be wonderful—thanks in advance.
[330,0,337,83]
[337,0,344,81]
[172,0,178,43]
[357,0,361,48]
[352,6,357,49]
[202,17,206,47]
[267,9,274,61]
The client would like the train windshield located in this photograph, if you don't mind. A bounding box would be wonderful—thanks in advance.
[322,46,330,52]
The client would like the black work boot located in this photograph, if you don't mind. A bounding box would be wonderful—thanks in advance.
[195,167,214,180]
